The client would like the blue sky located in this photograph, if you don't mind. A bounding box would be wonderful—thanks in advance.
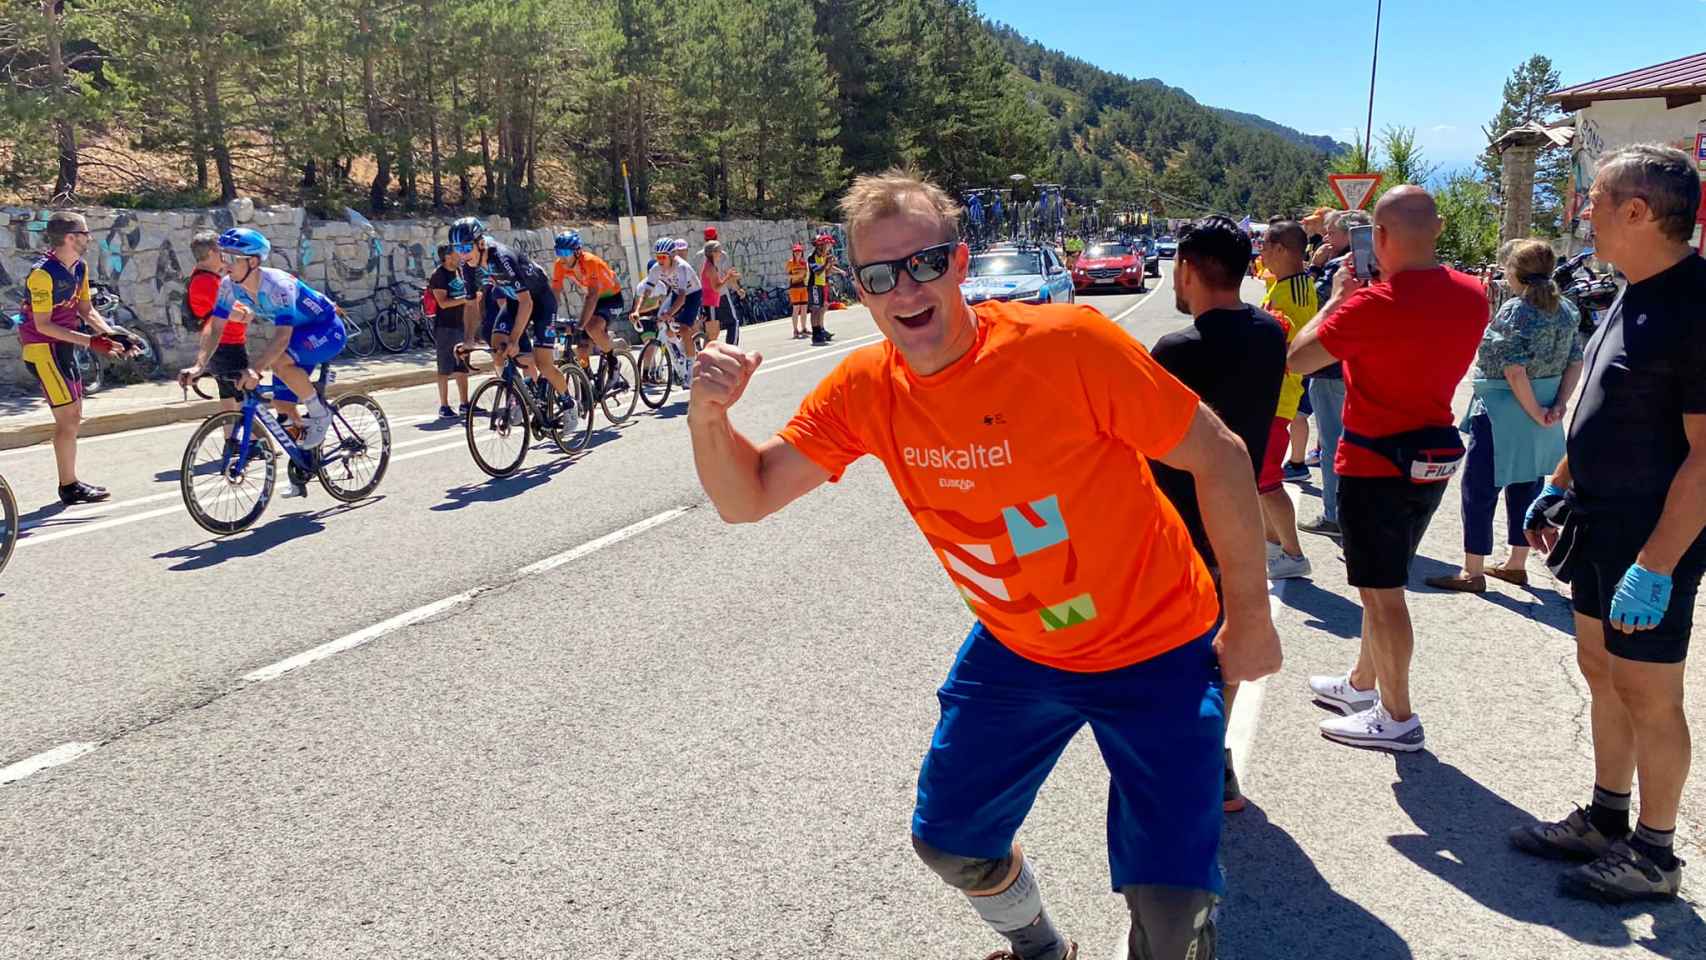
[979,0,1706,175]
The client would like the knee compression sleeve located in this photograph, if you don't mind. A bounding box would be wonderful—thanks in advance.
[1122,885,1218,960]
[911,835,1015,893]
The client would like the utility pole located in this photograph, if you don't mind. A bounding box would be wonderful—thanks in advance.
[1363,0,1383,172]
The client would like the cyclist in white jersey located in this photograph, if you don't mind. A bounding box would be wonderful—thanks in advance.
[632,238,705,368]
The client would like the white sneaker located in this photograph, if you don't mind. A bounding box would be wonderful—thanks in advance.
[1267,550,1312,580]
[301,404,333,449]
[1319,704,1425,752]
[283,481,309,499]
[1307,673,1379,715]
[1265,540,1282,563]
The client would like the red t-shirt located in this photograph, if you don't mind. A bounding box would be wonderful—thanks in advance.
[1317,266,1489,477]
[777,301,1218,672]
[189,269,247,346]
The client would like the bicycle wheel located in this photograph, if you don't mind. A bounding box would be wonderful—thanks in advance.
[373,305,411,353]
[181,412,277,535]
[465,377,529,478]
[552,361,596,455]
[345,315,378,357]
[317,394,392,501]
[636,340,673,409]
[0,473,16,577]
[596,349,640,425]
[73,344,103,394]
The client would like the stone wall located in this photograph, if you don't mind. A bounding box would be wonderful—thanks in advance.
[1,201,847,390]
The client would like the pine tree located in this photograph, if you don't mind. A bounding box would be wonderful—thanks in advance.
[1480,54,1569,235]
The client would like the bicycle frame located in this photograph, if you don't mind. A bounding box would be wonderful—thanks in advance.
[222,366,356,478]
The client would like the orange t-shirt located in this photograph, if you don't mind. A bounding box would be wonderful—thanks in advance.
[553,252,620,299]
[778,301,1218,672]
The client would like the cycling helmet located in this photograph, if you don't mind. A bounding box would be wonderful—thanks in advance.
[654,237,675,255]
[554,230,582,255]
[448,216,486,245]
[670,238,689,252]
[217,227,270,259]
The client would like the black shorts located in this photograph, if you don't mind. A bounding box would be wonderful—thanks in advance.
[1338,475,1448,589]
[481,297,534,353]
[209,342,250,400]
[1567,503,1706,664]
[808,285,825,310]
[433,325,468,376]
[527,286,558,346]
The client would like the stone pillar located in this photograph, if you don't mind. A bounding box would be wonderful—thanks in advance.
[1499,144,1536,244]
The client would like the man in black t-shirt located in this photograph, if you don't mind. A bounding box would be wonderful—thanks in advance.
[1517,145,1706,903]
[428,242,480,418]
[1151,215,1286,815]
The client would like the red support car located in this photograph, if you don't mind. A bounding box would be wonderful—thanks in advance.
[1071,241,1150,293]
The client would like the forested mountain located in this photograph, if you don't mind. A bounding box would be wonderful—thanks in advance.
[1,0,1338,222]
[1210,109,1347,156]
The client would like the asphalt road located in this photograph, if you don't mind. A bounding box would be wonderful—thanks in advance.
[4,261,1704,959]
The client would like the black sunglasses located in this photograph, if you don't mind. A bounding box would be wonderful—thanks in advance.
[853,241,955,295]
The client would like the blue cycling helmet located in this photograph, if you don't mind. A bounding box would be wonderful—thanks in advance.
[217,227,270,259]
[448,217,486,245]
[554,230,582,256]
[654,237,674,255]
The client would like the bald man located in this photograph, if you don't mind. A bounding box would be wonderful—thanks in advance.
[1286,186,1491,752]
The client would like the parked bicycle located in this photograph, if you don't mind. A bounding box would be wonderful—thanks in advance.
[372,280,433,354]
[324,288,379,358]
[458,343,595,478]
[0,471,16,578]
[179,364,392,535]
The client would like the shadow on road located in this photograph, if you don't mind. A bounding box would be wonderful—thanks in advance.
[1272,578,1362,639]
[151,497,385,571]
[431,457,575,511]
[1222,803,1413,958]
[1389,752,1706,957]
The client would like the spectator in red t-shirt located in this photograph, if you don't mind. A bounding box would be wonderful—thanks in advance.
[176,230,245,414]
[1287,186,1490,753]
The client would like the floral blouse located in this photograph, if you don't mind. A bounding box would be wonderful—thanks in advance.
[1472,297,1583,381]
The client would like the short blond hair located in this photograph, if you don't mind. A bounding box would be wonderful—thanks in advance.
[837,168,961,263]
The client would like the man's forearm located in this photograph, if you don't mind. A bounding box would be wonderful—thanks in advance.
[1637,452,1706,575]
[1548,455,1573,489]
[687,408,768,523]
[1193,438,1270,620]
[193,320,218,366]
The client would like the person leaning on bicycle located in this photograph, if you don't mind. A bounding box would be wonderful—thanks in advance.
[551,229,628,391]
[18,211,143,505]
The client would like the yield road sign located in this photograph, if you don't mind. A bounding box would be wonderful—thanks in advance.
[1329,173,1383,210]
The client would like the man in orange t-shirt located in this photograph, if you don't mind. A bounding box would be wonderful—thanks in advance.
[688,171,1279,960]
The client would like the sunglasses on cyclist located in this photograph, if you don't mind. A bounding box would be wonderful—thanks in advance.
[853,241,955,295]
[452,242,475,254]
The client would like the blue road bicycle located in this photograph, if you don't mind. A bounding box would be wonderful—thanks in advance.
[178,364,392,535]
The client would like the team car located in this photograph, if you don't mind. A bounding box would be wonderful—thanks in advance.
[1155,235,1179,259]
[960,244,1076,305]
[1071,240,1157,293]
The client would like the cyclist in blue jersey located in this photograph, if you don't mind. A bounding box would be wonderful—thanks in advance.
[208,228,347,451]
[449,216,570,407]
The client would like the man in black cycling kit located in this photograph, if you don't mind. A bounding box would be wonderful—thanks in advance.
[449,216,570,406]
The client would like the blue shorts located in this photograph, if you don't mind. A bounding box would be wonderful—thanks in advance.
[912,624,1225,894]
[481,297,535,353]
[285,320,346,369]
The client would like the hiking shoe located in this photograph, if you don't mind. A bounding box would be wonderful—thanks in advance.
[1559,841,1682,903]
[1282,461,1310,482]
[1320,704,1425,752]
[1509,806,1618,862]
[1267,550,1312,580]
[438,404,455,419]
[1307,673,1379,715]
[1299,515,1341,537]
[58,480,111,506]
[981,940,1077,960]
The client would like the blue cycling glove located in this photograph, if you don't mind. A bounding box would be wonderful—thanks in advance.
[1609,563,1672,630]
[1524,482,1572,533]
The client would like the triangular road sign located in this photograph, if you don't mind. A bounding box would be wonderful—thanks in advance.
[1329,173,1383,210]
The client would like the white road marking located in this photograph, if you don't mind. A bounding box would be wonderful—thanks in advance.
[1104,264,1171,326]
[0,741,99,785]
[17,504,186,549]
[3,508,694,786]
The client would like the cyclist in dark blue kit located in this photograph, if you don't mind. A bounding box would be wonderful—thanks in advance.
[449,217,570,406]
